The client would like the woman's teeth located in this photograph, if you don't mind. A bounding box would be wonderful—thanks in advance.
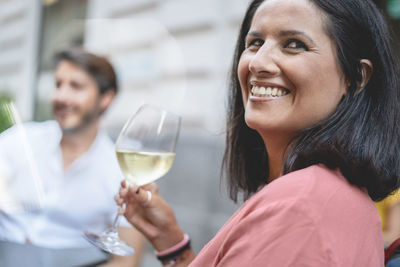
[251,86,289,97]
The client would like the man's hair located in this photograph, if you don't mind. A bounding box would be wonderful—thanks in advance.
[54,48,118,94]
[222,0,400,202]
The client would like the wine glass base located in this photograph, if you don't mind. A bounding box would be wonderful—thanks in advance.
[83,230,135,256]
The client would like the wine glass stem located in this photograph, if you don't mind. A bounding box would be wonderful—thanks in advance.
[108,184,130,234]
[107,184,130,234]
[111,212,121,233]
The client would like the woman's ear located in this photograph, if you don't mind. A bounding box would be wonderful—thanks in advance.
[357,59,373,93]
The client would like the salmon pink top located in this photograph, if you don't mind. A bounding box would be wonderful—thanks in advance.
[190,165,383,267]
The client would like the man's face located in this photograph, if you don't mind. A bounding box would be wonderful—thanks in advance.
[51,60,105,134]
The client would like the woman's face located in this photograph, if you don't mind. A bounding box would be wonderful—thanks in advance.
[238,0,347,142]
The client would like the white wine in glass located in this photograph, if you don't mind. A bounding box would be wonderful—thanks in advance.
[84,104,181,256]
[116,150,175,186]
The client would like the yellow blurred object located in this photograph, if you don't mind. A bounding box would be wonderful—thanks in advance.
[376,188,400,230]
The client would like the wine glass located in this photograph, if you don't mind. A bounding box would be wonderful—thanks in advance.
[83,104,181,256]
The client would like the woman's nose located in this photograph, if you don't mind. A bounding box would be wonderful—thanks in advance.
[248,44,280,77]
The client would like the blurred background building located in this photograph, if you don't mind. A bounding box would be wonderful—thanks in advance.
[0,0,399,266]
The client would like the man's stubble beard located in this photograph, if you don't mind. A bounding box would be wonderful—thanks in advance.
[59,107,103,136]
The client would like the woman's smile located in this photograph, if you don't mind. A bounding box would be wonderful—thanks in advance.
[249,81,291,101]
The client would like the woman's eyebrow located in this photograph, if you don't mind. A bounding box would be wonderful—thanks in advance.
[246,30,316,46]
[247,31,262,37]
[245,31,262,43]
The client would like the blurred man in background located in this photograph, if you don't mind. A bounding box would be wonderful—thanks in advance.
[0,48,144,267]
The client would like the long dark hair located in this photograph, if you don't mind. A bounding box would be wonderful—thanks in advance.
[222,0,400,202]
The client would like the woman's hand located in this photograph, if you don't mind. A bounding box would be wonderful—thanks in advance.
[116,181,185,251]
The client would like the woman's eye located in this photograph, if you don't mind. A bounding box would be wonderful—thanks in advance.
[247,38,264,48]
[284,39,308,51]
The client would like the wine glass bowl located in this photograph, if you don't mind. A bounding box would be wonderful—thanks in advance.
[115,105,181,186]
[83,104,181,256]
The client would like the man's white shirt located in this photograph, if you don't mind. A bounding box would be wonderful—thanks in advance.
[0,121,126,248]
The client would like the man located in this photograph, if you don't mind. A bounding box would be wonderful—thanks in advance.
[0,48,144,266]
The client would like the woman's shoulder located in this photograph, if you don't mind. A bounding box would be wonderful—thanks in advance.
[242,164,380,243]
[210,164,382,267]
[247,164,376,217]
[256,165,349,198]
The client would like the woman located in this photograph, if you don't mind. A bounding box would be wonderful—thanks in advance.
[117,0,400,265]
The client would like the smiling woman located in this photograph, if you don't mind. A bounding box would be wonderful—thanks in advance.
[116,0,400,266]
[225,0,399,202]
[237,0,349,180]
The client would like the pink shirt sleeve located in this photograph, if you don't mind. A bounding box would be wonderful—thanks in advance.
[215,200,332,266]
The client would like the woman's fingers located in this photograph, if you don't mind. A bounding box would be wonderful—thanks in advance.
[114,193,122,205]
[142,182,159,194]
[115,185,129,206]
[129,186,153,207]
[116,182,160,217]
[117,182,183,245]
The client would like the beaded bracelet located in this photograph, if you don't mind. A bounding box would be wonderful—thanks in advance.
[159,249,192,267]
[156,234,191,265]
